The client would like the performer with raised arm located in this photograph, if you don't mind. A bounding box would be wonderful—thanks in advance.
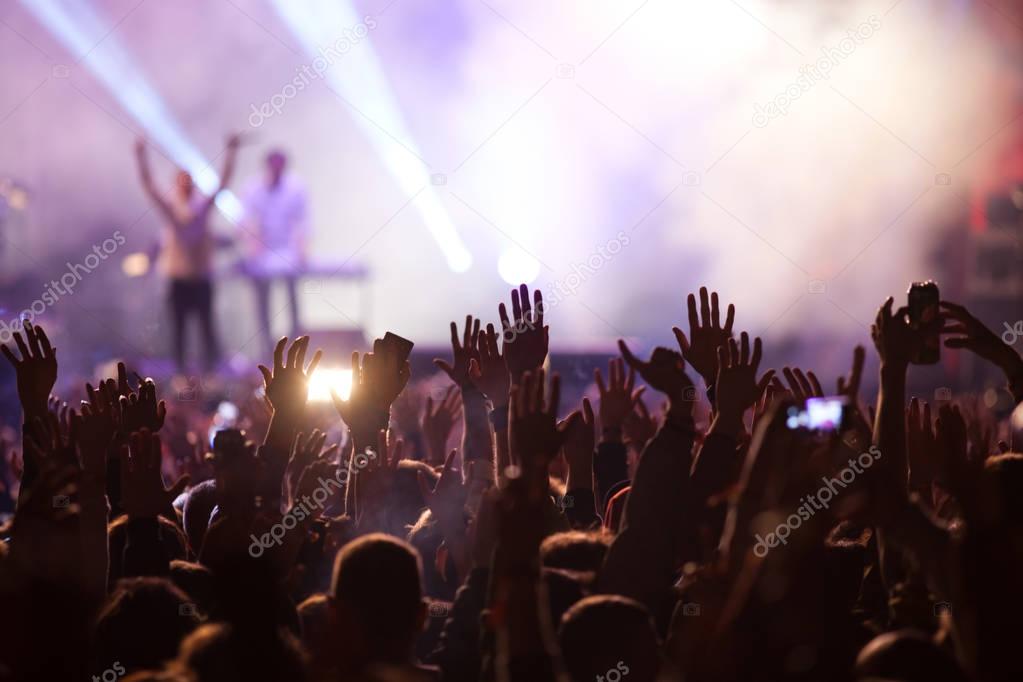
[239,149,309,357]
[134,134,240,373]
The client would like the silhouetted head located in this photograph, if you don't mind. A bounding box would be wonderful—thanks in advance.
[174,622,308,682]
[855,629,968,682]
[266,150,287,186]
[175,170,194,201]
[558,595,662,682]
[329,533,426,666]
[982,453,1023,526]
[94,577,200,676]
[540,530,612,572]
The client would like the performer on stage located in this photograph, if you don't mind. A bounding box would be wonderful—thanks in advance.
[134,135,240,373]
[239,149,309,356]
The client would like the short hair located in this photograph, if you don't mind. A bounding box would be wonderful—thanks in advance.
[297,593,330,647]
[175,623,308,682]
[540,530,612,572]
[855,629,968,682]
[182,479,218,556]
[330,533,424,657]
[558,595,661,682]
[108,514,188,580]
[94,577,199,675]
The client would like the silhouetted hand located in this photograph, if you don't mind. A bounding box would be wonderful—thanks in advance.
[499,284,548,379]
[258,336,322,416]
[714,332,774,420]
[509,369,567,479]
[434,315,480,387]
[779,366,823,403]
[933,404,982,516]
[418,449,467,534]
[871,296,918,370]
[618,339,695,414]
[942,300,1022,374]
[286,430,338,509]
[906,397,937,496]
[561,397,595,491]
[1,320,57,417]
[673,287,734,387]
[332,343,411,445]
[117,373,167,434]
[623,395,657,447]
[469,323,511,407]
[120,429,188,520]
[422,386,460,465]
[355,429,401,523]
[594,357,645,432]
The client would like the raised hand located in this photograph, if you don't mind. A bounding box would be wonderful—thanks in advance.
[117,370,167,435]
[933,404,983,516]
[906,397,937,497]
[499,284,549,379]
[779,366,823,403]
[434,316,480,387]
[623,395,657,448]
[422,386,460,465]
[286,430,338,509]
[258,336,322,416]
[673,287,734,387]
[332,342,411,446]
[942,300,1023,374]
[871,296,919,371]
[469,323,511,407]
[561,397,595,491]
[714,332,774,422]
[355,429,402,524]
[1,320,57,417]
[120,429,189,520]
[418,449,467,533]
[508,369,567,479]
[594,357,645,432]
[618,339,695,414]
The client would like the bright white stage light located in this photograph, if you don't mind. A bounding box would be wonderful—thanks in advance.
[20,0,242,223]
[307,367,353,402]
[269,0,472,272]
[497,247,540,285]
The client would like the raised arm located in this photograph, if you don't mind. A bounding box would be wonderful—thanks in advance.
[133,138,176,223]
[201,132,242,214]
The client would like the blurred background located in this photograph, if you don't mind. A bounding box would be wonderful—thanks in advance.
[0,0,1021,421]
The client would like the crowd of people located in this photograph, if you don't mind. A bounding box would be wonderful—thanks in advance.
[0,283,1021,682]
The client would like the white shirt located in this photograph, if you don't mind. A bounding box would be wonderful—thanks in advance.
[240,174,309,274]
